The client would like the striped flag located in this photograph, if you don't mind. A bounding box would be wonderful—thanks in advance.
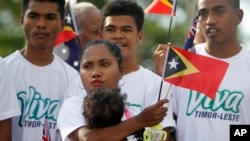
[183,16,198,50]
[54,1,81,71]
[54,1,78,46]
[42,116,51,141]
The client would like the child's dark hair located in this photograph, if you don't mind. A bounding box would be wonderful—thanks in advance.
[83,87,144,140]
[79,39,123,70]
[22,0,65,19]
[83,87,125,128]
[100,0,144,32]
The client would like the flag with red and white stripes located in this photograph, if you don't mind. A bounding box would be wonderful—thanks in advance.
[42,116,51,141]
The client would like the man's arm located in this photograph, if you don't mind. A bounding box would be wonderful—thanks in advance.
[69,99,168,141]
[0,119,12,141]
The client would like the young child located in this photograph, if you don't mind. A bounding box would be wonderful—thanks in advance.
[83,79,144,141]
[83,88,124,128]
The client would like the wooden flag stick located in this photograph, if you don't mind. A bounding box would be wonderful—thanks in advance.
[165,84,172,99]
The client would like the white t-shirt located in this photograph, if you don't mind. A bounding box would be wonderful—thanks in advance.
[4,51,79,141]
[0,57,20,120]
[172,44,250,141]
[57,66,176,141]
[64,76,85,99]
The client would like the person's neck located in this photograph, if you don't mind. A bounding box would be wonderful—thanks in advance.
[205,41,242,58]
[20,46,54,66]
[122,58,140,75]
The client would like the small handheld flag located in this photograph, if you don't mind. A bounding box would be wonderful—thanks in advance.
[163,46,229,99]
[42,116,51,141]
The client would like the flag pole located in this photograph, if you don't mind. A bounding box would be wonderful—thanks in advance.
[157,0,177,101]
[67,1,82,48]
[157,43,171,101]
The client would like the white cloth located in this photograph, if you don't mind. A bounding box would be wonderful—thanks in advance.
[57,66,176,141]
[0,57,20,120]
[4,51,79,141]
[64,76,85,98]
[172,44,250,141]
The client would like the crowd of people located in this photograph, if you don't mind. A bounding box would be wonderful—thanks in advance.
[1,0,249,141]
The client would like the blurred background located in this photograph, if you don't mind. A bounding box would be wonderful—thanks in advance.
[0,0,249,71]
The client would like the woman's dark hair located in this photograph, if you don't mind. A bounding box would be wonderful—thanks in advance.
[79,39,123,70]
[22,0,65,19]
[100,0,144,32]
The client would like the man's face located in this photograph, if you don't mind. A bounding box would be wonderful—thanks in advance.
[20,1,63,49]
[100,15,143,61]
[197,0,241,46]
[79,10,101,47]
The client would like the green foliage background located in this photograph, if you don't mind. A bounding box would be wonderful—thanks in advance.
[0,0,198,71]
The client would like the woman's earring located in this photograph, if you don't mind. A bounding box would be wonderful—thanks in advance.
[119,78,125,86]
[79,82,85,89]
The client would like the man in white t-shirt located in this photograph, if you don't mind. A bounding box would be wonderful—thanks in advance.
[0,57,20,141]
[153,0,250,141]
[57,0,175,141]
[3,0,79,141]
[172,1,250,140]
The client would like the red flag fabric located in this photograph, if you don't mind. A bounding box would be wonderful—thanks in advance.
[55,27,76,45]
[163,46,229,99]
[42,116,51,141]
[145,0,176,15]
[54,1,78,46]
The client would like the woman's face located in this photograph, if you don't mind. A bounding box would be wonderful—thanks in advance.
[80,44,123,92]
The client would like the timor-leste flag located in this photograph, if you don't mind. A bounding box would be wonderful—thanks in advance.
[163,46,229,99]
[145,0,176,15]
[54,1,78,46]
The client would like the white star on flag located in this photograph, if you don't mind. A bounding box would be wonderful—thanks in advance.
[168,58,179,70]
[65,14,71,24]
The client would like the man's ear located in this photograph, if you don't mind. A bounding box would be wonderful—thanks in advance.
[20,15,24,25]
[137,31,144,46]
[235,9,244,26]
[61,18,66,31]
[98,30,103,38]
